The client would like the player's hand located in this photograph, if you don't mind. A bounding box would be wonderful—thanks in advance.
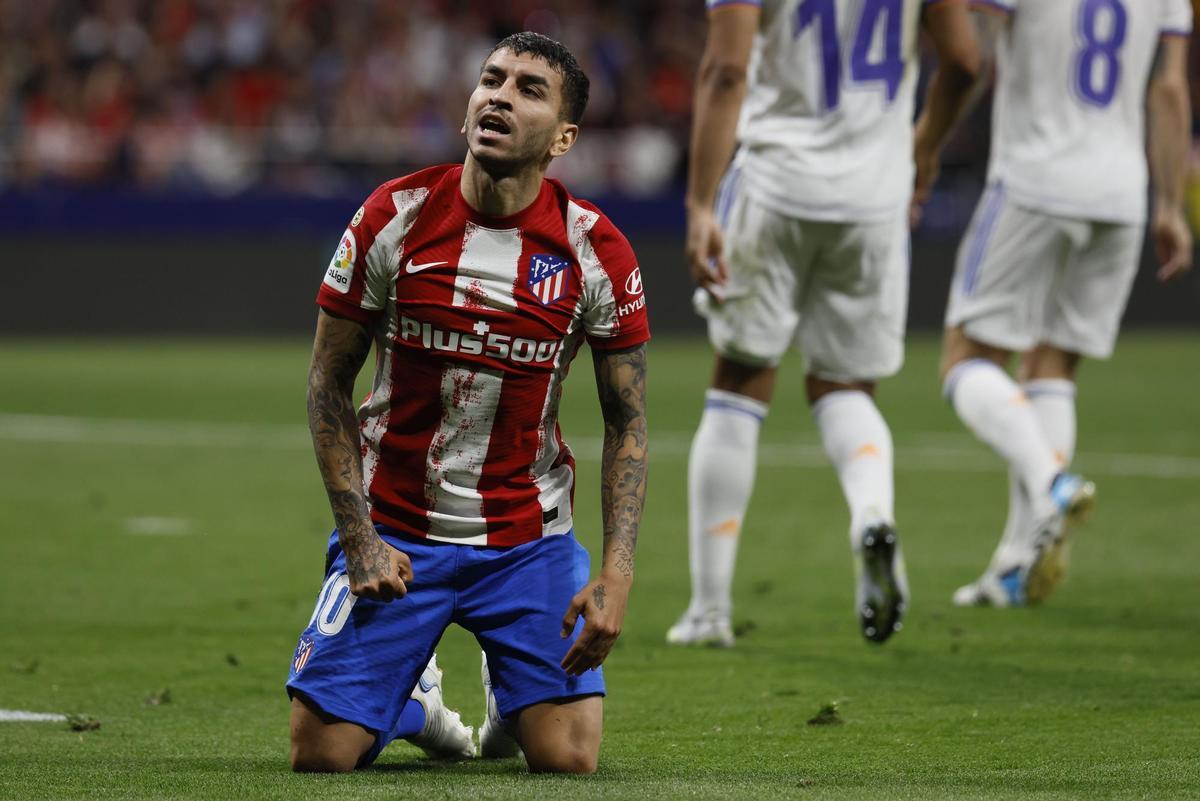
[559,573,631,676]
[1152,206,1193,282]
[910,142,941,229]
[685,204,728,302]
[344,534,412,602]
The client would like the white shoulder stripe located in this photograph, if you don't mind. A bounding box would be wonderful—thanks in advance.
[565,201,620,340]
[360,188,431,311]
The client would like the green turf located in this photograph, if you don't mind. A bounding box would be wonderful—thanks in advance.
[1,333,1198,800]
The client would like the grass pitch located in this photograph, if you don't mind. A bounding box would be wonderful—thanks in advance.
[0,333,1198,800]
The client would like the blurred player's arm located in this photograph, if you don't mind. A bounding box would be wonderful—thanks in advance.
[561,344,648,676]
[912,2,995,226]
[684,3,759,297]
[1147,34,1193,282]
[307,309,412,601]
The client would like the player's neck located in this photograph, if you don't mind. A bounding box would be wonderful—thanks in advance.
[460,158,545,219]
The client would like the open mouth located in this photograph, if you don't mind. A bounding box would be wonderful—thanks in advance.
[478,114,511,136]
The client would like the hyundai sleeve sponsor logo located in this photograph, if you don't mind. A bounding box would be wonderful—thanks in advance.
[617,295,646,318]
[625,268,643,296]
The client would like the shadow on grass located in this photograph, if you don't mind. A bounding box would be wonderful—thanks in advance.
[367,757,525,775]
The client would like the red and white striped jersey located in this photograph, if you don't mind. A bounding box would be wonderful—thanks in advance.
[317,164,650,547]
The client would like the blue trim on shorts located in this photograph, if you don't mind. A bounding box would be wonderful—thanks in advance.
[715,161,742,227]
[962,182,1006,297]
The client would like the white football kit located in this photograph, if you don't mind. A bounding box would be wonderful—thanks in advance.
[946,0,1193,358]
[700,0,940,381]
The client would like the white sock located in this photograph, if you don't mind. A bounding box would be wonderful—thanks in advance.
[812,390,894,549]
[991,379,1077,569]
[1025,379,1077,466]
[685,389,767,619]
[990,467,1027,570]
[944,359,1061,517]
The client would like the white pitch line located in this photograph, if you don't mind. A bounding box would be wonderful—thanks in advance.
[0,710,66,723]
[123,516,194,536]
[1,413,1198,479]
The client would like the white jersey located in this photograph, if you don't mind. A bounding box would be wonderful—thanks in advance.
[709,0,939,222]
[983,0,1193,224]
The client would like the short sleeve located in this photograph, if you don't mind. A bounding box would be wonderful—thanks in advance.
[316,186,391,325]
[575,214,651,351]
[1160,0,1193,36]
[316,178,434,325]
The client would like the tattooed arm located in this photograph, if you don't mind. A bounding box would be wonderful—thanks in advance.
[308,309,412,601]
[561,343,648,676]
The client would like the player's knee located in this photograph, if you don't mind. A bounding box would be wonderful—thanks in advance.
[525,744,597,775]
[289,740,359,773]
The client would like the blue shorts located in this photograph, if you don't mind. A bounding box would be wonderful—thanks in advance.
[285,527,605,746]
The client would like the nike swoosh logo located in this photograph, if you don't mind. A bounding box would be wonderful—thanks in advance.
[405,260,448,274]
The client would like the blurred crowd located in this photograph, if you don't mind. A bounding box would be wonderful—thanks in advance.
[2,1,1200,199]
[0,0,704,196]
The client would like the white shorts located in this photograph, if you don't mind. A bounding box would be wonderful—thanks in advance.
[696,188,909,383]
[945,183,1144,360]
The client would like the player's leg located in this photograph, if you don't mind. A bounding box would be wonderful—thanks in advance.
[286,529,468,771]
[515,696,603,774]
[800,214,908,643]
[668,189,804,646]
[980,346,1079,585]
[460,532,606,773]
[941,185,1051,502]
[668,356,774,647]
[1020,345,1080,467]
[289,698,377,772]
[1001,346,1084,599]
[1012,220,1140,599]
[942,192,1092,605]
[941,325,1064,503]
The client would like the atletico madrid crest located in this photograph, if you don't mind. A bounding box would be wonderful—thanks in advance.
[293,637,315,674]
[528,254,571,305]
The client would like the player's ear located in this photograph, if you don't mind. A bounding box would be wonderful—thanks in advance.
[461,116,468,136]
[549,122,578,158]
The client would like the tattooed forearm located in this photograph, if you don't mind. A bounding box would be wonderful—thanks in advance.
[329,487,392,583]
[307,311,376,551]
[592,344,648,580]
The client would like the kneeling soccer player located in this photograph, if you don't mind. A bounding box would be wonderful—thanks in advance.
[284,32,649,774]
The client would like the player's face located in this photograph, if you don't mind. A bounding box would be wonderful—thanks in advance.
[464,49,578,175]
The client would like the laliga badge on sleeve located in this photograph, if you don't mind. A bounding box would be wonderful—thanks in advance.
[324,229,356,294]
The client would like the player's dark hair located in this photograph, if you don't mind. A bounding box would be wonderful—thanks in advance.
[486,32,590,124]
